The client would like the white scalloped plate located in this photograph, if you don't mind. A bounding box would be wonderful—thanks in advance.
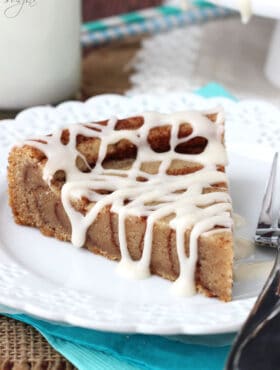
[0,92,279,335]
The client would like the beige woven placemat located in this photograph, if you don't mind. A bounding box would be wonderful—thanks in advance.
[0,37,140,370]
[0,316,75,370]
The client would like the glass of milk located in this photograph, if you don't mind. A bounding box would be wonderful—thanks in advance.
[0,0,81,109]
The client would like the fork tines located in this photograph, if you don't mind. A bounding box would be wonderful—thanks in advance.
[255,153,280,248]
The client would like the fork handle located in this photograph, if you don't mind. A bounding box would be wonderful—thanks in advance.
[226,245,280,369]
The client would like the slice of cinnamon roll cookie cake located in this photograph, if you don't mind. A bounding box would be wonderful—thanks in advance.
[8,109,234,301]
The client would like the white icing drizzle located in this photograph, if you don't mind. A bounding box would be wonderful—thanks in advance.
[24,109,233,296]
[239,0,252,23]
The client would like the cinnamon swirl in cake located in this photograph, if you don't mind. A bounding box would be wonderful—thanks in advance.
[8,109,233,301]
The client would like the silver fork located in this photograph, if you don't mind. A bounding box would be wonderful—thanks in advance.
[255,152,280,248]
[226,153,280,370]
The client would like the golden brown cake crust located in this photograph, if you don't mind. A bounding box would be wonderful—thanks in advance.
[8,114,233,302]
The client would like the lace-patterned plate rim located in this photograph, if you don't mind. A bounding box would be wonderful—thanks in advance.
[0,92,278,335]
[1,92,279,157]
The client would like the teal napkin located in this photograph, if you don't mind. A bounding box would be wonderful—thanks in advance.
[6,83,237,370]
[195,82,238,101]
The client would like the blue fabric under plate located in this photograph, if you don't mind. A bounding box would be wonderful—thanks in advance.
[6,83,237,370]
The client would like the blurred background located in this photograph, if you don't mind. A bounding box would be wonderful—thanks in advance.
[80,0,280,104]
[1,0,279,111]
[83,0,162,20]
